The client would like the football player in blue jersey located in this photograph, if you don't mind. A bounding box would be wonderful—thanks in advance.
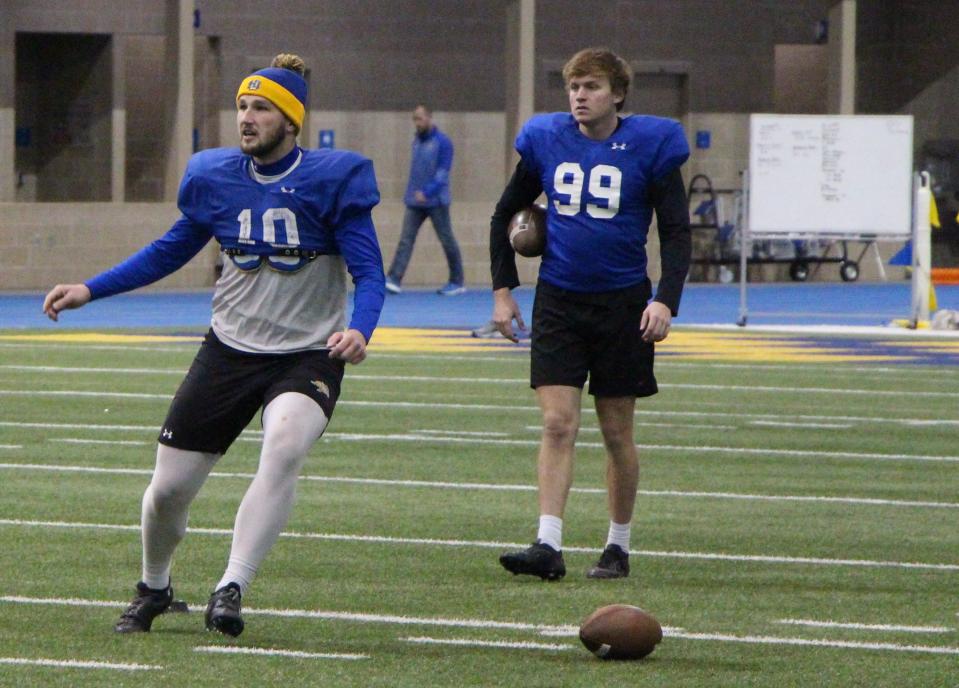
[42,54,386,635]
[490,48,691,580]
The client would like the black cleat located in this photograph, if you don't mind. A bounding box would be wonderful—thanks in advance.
[114,581,173,633]
[205,582,244,637]
[586,544,630,579]
[499,541,566,581]
[165,599,191,614]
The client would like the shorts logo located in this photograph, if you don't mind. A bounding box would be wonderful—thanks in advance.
[247,79,261,90]
[161,428,173,439]
[311,380,330,398]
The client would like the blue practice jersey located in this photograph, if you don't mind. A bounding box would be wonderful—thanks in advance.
[179,147,380,257]
[517,113,689,292]
[86,146,385,342]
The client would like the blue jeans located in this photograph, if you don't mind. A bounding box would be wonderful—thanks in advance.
[387,205,464,285]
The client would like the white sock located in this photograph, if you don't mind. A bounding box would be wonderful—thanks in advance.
[537,515,563,551]
[216,393,328,595]
[606,520,631,553]
[141,445,218,590]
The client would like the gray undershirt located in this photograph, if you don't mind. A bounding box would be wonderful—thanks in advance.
[211,256,348,354]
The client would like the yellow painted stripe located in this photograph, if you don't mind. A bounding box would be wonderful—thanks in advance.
[0,328,955,364]
[0,333,202,344]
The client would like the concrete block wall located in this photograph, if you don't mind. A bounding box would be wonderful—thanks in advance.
[0,105,905,293]
[301,111,507,203]
[0,198,536,294]
[372,200,537,291]
[3,0,941,291]
[0,203,218,293]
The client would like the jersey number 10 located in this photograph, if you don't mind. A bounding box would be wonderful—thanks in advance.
[236,207,301,246]
[552,163,622,219]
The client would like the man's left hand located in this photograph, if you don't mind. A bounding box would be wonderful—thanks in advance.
[640,301,672,343]
[327,329,368,364]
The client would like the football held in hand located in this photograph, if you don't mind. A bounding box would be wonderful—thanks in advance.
[508,203,547,257]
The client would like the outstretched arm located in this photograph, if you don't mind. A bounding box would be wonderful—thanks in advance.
[41,216,211,322]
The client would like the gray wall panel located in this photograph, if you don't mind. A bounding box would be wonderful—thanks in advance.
[536,0,833,113]
[857,0,959,113]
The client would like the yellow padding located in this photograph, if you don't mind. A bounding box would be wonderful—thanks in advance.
[236,76,304,129]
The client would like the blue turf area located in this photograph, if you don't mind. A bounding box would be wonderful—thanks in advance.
[3,282,957,331]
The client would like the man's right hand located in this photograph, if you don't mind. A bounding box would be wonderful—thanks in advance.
[42,284,92,322]
[492,287,525,343]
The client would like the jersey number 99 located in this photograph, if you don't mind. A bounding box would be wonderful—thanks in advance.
[552,163,622,219]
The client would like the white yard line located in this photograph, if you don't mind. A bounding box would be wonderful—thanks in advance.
[1,595,955,657]
[747,421,853,429]
[0,389,168,400]
[0,421,158,431]
[1,462,956,510]
[8,352,959,379]
[566,422,739,431]
[7,370,959,399]
[660,382,959,399]
[0,595,589,634]
[401,636,573,652]
[5,413,956,463]
[0,657,162,671]
[194,646,367,660]
[49,438,148,446]
[4,397,959,429]
[666,631,959,656]
[412,429,511,437]
[402,633,959,656]
[324,431,959,464]
[0,343,195,354]
[776,619,954,633]
[657,360,959,377]
[1,365,184,375]
[345,401,959,428]
[0,519,955,571]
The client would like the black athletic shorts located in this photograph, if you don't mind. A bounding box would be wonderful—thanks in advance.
[530,279,658,398]
[158,329,345,454]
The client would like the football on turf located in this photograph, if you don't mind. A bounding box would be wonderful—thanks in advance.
[578,604,663,660]
[508,203,547,257]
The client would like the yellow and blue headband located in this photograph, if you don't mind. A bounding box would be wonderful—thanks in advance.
[236,67,307,130]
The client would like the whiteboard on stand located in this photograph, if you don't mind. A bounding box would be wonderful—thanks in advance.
[747,114,913,238]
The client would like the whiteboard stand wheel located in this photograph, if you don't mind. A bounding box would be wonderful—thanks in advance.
[789,261,809,282]
[839,260,859,282]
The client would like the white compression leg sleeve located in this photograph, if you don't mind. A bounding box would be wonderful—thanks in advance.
[141,445,219,590]
[216,392,329,594]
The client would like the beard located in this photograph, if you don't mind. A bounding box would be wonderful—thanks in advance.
[240,123,288,159]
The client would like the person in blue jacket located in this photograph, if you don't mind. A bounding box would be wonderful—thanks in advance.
[385,105,465,295]
[490,47,691,581]
[42,53,386,637]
